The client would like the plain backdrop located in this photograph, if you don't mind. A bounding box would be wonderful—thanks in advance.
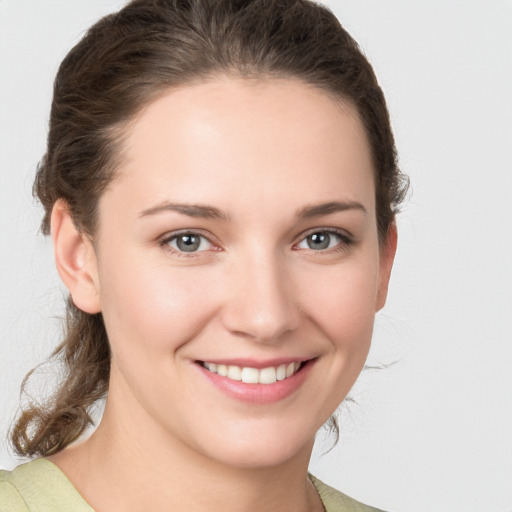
[1,1,511,511]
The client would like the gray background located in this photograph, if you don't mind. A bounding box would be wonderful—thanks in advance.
[1,1,511,511]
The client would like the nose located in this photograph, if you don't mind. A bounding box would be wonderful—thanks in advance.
[220,251,300,343]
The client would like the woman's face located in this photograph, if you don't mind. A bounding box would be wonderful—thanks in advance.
[88,78,394,468]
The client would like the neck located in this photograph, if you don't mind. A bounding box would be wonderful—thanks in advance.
[50,381,323,512]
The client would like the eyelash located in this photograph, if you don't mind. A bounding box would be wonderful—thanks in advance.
[159,231,218,257]
[293,228,354,254]
[159,228,354,256]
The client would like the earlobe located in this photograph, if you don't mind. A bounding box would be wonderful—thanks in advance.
[376,222,398,311]
[51,200,101,314]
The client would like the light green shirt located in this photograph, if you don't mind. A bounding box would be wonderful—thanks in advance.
[0,459,384,511]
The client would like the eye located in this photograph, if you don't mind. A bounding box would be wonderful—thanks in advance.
[296,230,348,251]
[164,232,213,253]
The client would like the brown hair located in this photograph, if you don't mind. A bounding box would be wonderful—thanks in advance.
[12,0,408,457]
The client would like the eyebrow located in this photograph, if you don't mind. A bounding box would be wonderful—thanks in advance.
[138,202,229,221]
[296,201,367,219]
[138,199,366,221]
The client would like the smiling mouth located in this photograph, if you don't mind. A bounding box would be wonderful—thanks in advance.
[200,361,304,385]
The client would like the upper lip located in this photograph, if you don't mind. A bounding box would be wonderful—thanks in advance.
[196,357,315,369]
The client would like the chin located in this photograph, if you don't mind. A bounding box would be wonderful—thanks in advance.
[206,442,311,470]
[188,418,319,470]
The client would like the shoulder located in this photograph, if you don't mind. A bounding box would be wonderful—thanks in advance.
[309,474,387,512]
[0,469,28,512]
[0,459,92,512]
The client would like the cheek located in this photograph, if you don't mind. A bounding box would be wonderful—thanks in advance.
[298,256,380,354]
[97,254,220,357]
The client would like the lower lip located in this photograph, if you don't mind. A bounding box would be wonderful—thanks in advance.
[196,360,315,404]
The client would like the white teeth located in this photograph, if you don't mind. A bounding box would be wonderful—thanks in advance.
[202,361,303,384]
[259,367,277,384]
[204,362,217,373]
[241,367,259,384]
[276,364,287,381]
[227,365,242,381]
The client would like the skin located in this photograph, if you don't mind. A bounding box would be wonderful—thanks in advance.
[49,78,396,512]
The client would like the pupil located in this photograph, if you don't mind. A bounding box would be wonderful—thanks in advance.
[177,234,200,252]
[308,232,330,250]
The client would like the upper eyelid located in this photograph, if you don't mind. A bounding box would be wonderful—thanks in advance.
[294,227,353,243]
[292,228,354,253]
[159,230,221,254]
[160,229,216,243]
[157,227,353,249]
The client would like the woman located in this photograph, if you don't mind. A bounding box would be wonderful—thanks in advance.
[0,0,407,510]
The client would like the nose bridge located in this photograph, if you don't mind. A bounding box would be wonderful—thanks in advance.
[221,245,299,342]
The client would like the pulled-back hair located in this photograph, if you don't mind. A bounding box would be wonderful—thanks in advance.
[12,0,408,457]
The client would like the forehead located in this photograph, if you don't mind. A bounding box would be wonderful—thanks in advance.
[105,78,375,217]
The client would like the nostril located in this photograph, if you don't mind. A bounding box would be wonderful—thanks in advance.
[221,301,301,343]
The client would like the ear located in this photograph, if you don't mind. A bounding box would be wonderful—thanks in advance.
[51,200,101,314]
[376,222,398,311]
